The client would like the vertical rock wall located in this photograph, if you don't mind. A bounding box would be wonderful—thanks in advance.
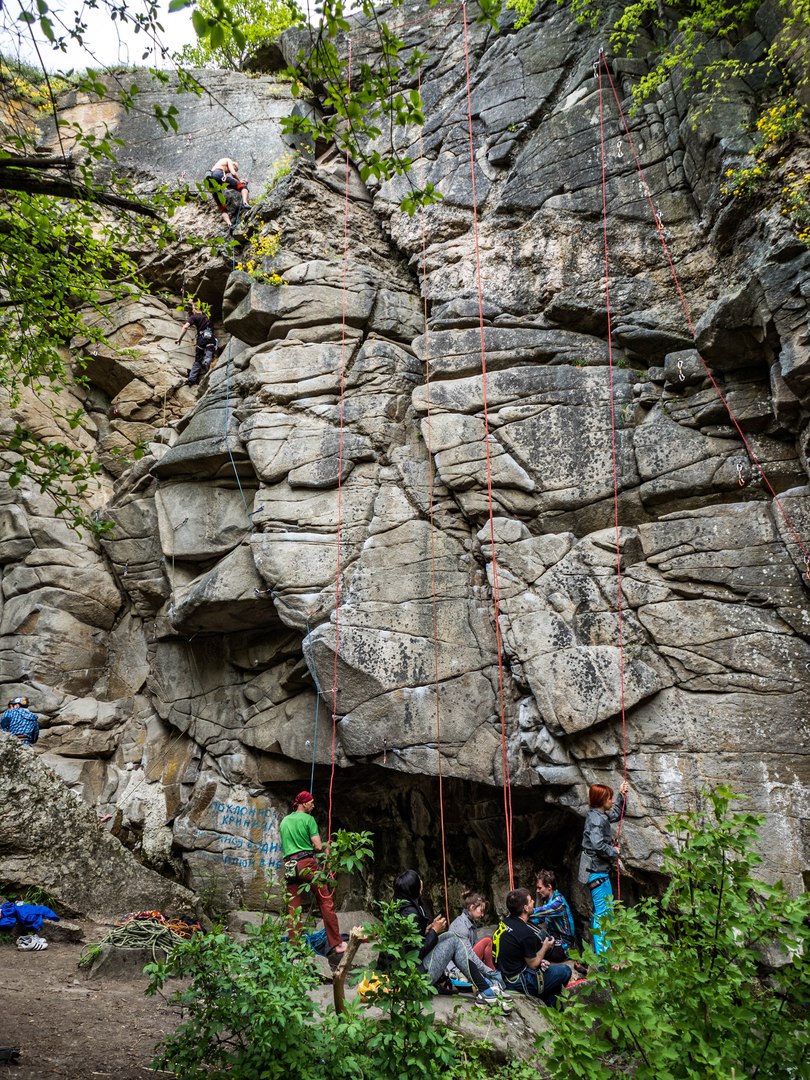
[1,5,809,913]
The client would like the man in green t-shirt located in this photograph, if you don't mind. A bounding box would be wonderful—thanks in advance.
[279,791,345,955]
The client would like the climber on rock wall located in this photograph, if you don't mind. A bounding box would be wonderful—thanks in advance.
[0,697,39,747]
[204,157,249,229]
[175,301,217,386]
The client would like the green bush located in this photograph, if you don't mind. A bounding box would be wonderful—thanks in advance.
[545,786,810,1079]
[145,831,479,1079]
[362,900,460,1078]
[146,919,368,1079]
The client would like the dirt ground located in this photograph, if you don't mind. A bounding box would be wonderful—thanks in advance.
[0,922,547,1077]
[0,927,178,1079]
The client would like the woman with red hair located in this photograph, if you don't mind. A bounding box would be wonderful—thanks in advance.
[580,779,629,955]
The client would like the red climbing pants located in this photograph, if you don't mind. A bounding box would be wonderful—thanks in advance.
[287,856,342,949]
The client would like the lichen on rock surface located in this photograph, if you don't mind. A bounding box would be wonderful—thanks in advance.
[2,0,809,915]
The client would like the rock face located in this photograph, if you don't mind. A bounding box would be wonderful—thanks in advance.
[1,5,809,913]
[0,734,194,918]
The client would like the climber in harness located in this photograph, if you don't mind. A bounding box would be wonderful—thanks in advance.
[279,791,346,956]
[493,887,572,1007]
[579,778,629,956]
[0,696,39,746]
[204,157,250,230]
[175,301,217,386]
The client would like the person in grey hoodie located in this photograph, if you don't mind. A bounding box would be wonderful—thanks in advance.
[580,779,629,955]
[448,890,501,983]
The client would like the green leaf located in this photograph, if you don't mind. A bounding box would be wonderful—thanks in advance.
[191,8,208,36]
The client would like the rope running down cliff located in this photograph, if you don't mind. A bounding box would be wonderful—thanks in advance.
[462,0,515,891]
[599,51,810,573]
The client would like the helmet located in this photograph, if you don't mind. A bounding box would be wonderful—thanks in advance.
[9,696,28,708]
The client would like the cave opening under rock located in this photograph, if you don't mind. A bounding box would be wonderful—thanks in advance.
[272,764,612,926]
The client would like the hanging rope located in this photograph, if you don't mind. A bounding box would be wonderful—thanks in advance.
[417,62,451,920]
[597,55,629,901]
[600,53,809,569]
[461,0,514,890]
[222,340,251,517]
[327,39,353,844]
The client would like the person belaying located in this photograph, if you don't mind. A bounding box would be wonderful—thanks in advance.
[279,791,346,956]
[493,887,572,1007]
[390,870,510,1010]
[204,157,249,230]
[175,301,217,386]
[580,778,629,956]
[0,697,39,747]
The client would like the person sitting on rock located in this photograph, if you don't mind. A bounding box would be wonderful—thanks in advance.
[205,157,249,229]
[448,889,498,974]
[279,791,346,956]
[493,886,572,1007]
[391,870,510,1010]
[0,697,39,747]
[531,869,575,960]
[175,301,217,386]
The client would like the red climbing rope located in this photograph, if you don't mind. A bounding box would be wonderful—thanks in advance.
[597,58,629,901]
[600,53,809,568]
[328,39,353,844]
[418,63,451,920]
[461,0,515,890]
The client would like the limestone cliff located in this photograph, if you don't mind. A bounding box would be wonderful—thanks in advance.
[1,1,808,916]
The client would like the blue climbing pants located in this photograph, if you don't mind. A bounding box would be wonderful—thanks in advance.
[588,872,614,955]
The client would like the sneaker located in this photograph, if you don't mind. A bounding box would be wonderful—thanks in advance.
[474,988,512,1013]
[490,981,513,1000]
[17,935,47,951]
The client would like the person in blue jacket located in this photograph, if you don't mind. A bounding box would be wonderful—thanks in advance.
[0,697,39,746]
[531,869,576,960]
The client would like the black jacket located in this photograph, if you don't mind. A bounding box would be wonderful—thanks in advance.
[393,872,439,962]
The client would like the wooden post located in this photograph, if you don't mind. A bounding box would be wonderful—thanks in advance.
[332,926,365,1015]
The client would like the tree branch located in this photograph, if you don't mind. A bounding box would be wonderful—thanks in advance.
[0,154,76,170]
[0,170,161,218]
[332,926,365,1015]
